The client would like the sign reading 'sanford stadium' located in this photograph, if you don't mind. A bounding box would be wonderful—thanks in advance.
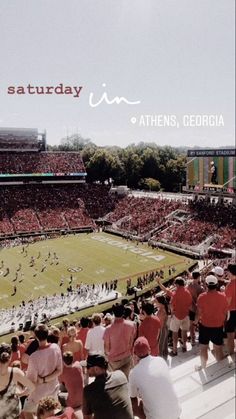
[187,149,236,157]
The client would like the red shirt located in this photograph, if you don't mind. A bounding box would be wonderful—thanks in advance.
[103,318,135,362]
[19,343,27,370]
[170,287,192,320]
[10,348,21,366]
[197,290,228,327]
[59,362,83,408]
[76,328,89,360]
[61,335,70,347]
[187,281,204,312]
[138,315,161,356]
[225,280,236,311]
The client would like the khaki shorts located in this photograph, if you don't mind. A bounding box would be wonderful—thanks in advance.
[109,355,132,379]
[170,315,190,332]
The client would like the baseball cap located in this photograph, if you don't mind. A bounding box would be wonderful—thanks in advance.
[134,337,151,358]
[205,275,218,286]
[86,355,108,369]
[212,266,224,277]
[104,313,113,320]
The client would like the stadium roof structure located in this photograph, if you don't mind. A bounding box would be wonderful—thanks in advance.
[0,127,46,151]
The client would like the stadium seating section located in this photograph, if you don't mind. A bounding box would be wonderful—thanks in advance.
[0,145,235,251]
[1,184,235,250]
[0,184,116,234]
[0,152,85,174]
[106,196,186,234]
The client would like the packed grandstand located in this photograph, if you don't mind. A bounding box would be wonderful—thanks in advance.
[0,129,235,419]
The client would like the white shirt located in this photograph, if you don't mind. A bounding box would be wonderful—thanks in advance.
[26,343,63,404]
[85,325,105,355]
[129,355,181,419]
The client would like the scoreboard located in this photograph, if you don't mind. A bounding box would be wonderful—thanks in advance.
[186,149,236,194]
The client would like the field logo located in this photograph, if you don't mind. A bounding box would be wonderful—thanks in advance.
[91,236,165,262]
[67,267,83,273]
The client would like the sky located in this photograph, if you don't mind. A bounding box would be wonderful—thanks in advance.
[0,0,235,148]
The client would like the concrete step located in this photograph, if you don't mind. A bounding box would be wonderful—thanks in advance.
[180,375,235,419]
[173,353,236,419]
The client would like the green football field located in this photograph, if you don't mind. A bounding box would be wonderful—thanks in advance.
[0,232,194,310]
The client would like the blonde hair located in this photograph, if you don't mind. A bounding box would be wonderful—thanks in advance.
[67,326,76,337]
[37,397,60,418]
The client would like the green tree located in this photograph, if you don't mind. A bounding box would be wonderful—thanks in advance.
[140,178,161,191]
[58,134,94,151]
[54,134,187,191]
[86,149,123,184]
[121,149,143,188]
[140,147,161,180]
[163,156,186,191]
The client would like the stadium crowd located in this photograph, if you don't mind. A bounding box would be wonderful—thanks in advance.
[0,184,117,235]
[157,220,215,247]
[0,179,235,254]
[105,196,235,251]
[0,262,235,419]
[152,200,236,249]
[0,153,85,175]
[106,196,186,235]
[189,198,235,227]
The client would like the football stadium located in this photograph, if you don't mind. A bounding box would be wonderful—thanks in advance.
[0,232,191,307]
[0,128,235,419]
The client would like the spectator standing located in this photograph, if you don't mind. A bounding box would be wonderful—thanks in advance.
[0,343,35,419]
[103,313,113,327]
[125,301,140,337]
[187,271,204,345]
[138,301,161,356]
[60,319,70,348]
[129,337,181,419]
[196,275,228,369]
[76,318,90,359]
[224,264,236,354]
[21,325,39,367]
[59,352,83,417]
[23,324,63,419]
[18,334,27,371]
[62,327,83,362]
[83,355,133,419]
[103,303,135,378]
[156,294,170,359]
[47,327,60,345]
[211,266,225,290]
[84,313,105,356]
[9,336,21,366]
[157,276,192,356]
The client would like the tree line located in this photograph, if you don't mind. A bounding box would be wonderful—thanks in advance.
[48,134,187,192]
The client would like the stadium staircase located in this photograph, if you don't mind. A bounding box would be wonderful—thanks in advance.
[169,347,235,419]
[115,215,132,227]
[35,211,43,230]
